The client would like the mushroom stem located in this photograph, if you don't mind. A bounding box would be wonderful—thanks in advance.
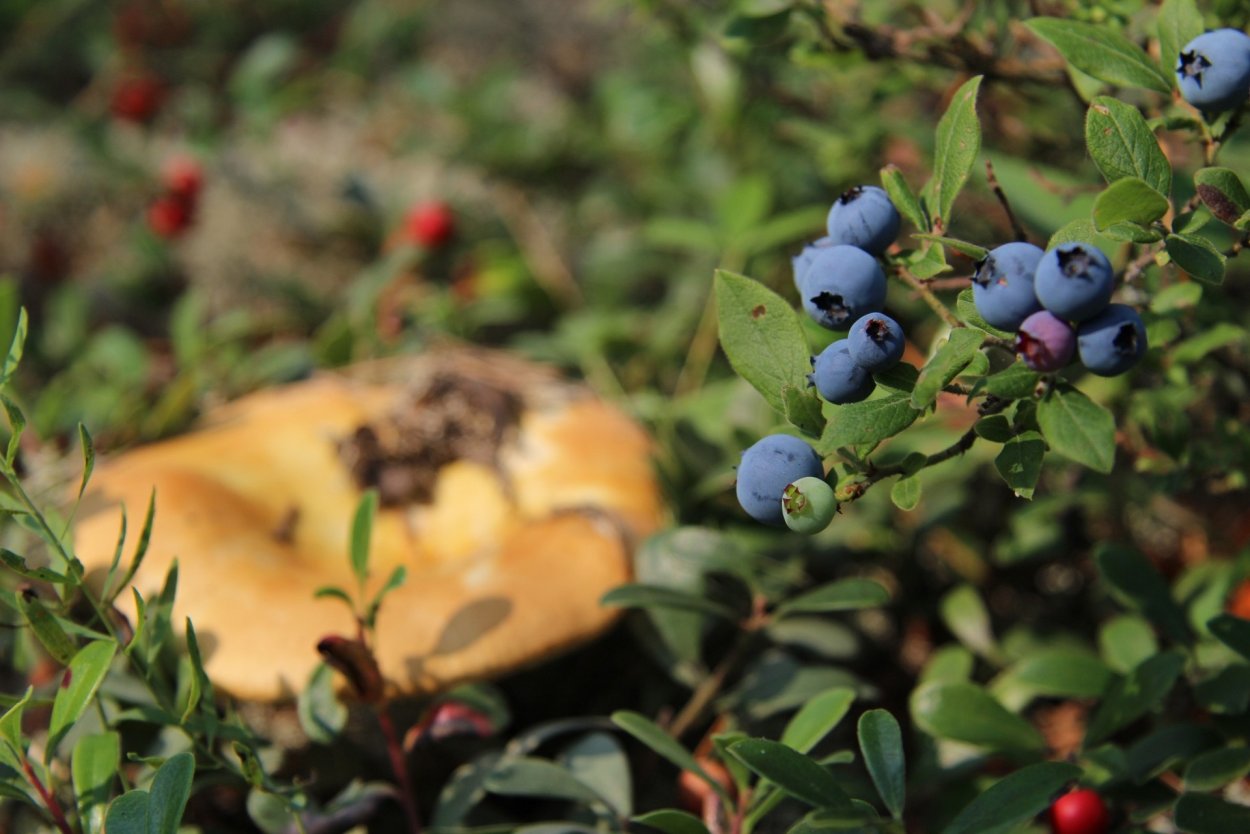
[376,705,423,834]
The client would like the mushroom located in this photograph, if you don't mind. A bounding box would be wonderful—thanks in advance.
[72,349,664,701]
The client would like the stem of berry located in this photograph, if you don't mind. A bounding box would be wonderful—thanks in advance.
[377,705,423,834]
[893,264,962,329]
[985,159,1027,242]
[22,758,75,834]
[867,395,1010,485]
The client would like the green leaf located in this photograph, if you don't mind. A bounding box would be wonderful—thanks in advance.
[364,565,408,628]
[431,752,501,828]
[1171,322,1246,363]
[1099,614,1159,673]
[939,585,1000,663]
[925,76,983,229]
[1193,167,1250,225]
[727,738,853,810]
[880,164,927,232]
[817,396,920,453]
[0,687,32,772]
[1036,384,1116,473]
[611,711,731,806]
[561,732,632,817]
[920,645,975,685]
[1084,97,1172,195]
[0,307,27,389]
[1184,746,1250,791]
[49,641,118,755]
[0,549,70,584]
[76,424,95,503]
[1096,544,1191,644]
[16,589,77,665]
[889,476,921,511]
[182,619,214,722]
[857,710,904,820]
[911,329,984,410]
[298,663,347,745]
[104,791,150,834]
[600,583,739,621]
[990,649,1112,708]
[1157,0,1205,86]
[2,394,24,468]
[148,751,195,834]
[484,757,604,806]
[983,362,1040,399]
[1085,651,1185,745]
[349,489,378,585]
[634,810,712,834]
[780,687,855,754]
[776,578,890,617]
[715,271,824,433]
[1208,614,1250,661]
[1092,177,1169,231]
[994,431,1045,499]
[910,681,1044,751]
[940,762,1082,834]
[912,234,988,261]
[1166,233,1226,285]
[1174,793,1250,833]
[1026,18,1172,92]
[72,731,119,834]
[1194,665,1250,713]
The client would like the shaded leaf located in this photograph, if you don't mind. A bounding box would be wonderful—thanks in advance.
[1184,747,1250,791]
[601,584,739,621]
[634,810,712,834]
[1174,793,1250,833]
[911,681,1043,751]
[484,757,604,806]
[880,165,927,232]
[1096,544,1191,644]
[940,762,1081,834]
[1036,384,1116,473]
[994,431,1045,499]
[857,710,904,820]
[49,641,118,755]
[781,687,855,754]
[1027,18,1172,92]
[1166,233,1226,285]
[727,738,853,810]
[1085,651,1185,745]
[103,791,150,834]
[776,578,890,617]
[1092,177,1168,230]
[1157,0,1205,85]
[911,329,984,411]
[816,396,920,453]
[612,711,731,805]
[72,731,119,834]
[148,752,195,834]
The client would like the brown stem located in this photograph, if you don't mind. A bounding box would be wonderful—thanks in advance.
[867,395,1010,485]
[1122,245,1162,287]
[667,599,767,740]
[985,159,1027,242]
[1224,229,1250,259]
[377,707,422,834]
[22,758,75,834]
[894,264,962,329]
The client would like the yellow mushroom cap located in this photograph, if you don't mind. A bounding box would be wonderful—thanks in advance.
[72,349,664,701]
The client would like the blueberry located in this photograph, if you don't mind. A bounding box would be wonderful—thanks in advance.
[825,186,901,256]
[1077,303,1147,376]
[1034,242,1115,323]
[972,241,1044,330]
[799,244,888,330]
[735,435,825,526]
[809,339,875,404]
[847,313,905,373]
[781,477,838,534]
[1015,311,1076,372]
[792,236,835,291]
[1177,29,1250,115]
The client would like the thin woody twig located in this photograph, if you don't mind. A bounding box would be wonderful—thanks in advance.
[986,159,1027,242]
[894,264,962,329]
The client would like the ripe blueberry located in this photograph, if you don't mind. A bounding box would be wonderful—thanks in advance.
[735,435,824,526]
[809,339,875,404]
[799,245,887,331]
[1177,29,1250,115]
[1048,788,1110,834]
[847,313,905,373]
[781,477,838,534]
[792,236,835,290]
[1034,242,1115,323]
[972,241,1044,330]
[825,186,901,256]
[1076,303,1147,377]
[1016,311,1076,372]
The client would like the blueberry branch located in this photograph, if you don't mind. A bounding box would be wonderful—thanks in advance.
[864,394,1010,486]
[985,159,1027,243]
[893,263,962,329]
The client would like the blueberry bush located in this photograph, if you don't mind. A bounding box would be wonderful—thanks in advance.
[2,0,1250,833]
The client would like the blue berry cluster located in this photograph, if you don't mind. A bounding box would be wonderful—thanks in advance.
[973,241,1147,377]
[809,313,906,404]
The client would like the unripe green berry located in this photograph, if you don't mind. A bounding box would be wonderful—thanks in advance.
[781,477,838,534]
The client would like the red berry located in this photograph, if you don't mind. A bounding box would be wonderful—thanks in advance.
[147,196,192,239]
[1050,788,1110,834]
[405,201,456,248]
[110,75,165,123]
[162,157,202,201]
